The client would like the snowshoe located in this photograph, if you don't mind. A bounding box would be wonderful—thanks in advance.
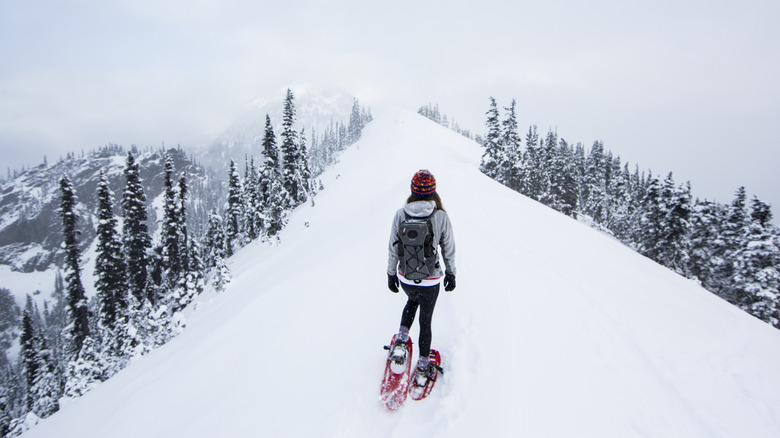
[409,349,442,401]
[380,335,413,411]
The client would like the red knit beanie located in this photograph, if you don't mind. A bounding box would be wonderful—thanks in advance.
[411,169,436,199]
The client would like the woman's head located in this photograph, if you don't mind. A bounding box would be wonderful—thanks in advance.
[407,169,445,211]
[410,169,436,199]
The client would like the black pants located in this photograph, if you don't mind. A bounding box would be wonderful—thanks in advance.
[399,283,440,358]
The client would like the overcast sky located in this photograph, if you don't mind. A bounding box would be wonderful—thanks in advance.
[1,0,778,212]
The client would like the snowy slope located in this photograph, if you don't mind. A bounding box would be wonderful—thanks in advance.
[24,109,780,438]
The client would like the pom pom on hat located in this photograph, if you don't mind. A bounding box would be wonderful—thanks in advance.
[411,169,436,199]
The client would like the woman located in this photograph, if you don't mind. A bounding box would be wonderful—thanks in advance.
[386,169,456,383]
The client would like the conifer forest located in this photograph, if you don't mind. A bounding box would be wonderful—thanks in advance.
[472,97,780,331]
[0,90,372,435]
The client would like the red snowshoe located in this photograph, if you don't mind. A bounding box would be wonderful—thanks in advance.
[408,349,442,401]
[380,335,413,411]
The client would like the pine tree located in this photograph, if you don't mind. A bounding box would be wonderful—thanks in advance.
[657,174,692,276]
[521,125,543,200]
[262,114,279,174]
[347,98,365,144]
[63,337,106,399]
[242,157,261,241]
[59,176,89,357]
[29,336,59,418]
[581,141,608,223]
[480,97,503,179]
[605,161,632,238]
[211,254,232,293]
[178,172,190,289]
[635,175,664,261]
[717,187,749,303]
[280,88,307,207]
[121,152,152,305]
[537,129,558,208]
[265,175,290,239]
[733,197,780,326]
[299,127,313,200]
[204,209,226,269]
[19,297,38,411]
[258,115,279,218]
[0,385,10,437]
[499,99,521,189]
[549,138,579,217]
[161,155,182,293]
[184,238,205,300]
[689,200,727,292]
[225,160,244,256]
[94,172,128,335]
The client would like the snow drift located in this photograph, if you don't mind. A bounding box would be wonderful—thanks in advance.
[24,109,780,437]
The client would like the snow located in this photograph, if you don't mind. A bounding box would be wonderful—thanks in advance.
[23,109,780,437]
[0,264,57,305]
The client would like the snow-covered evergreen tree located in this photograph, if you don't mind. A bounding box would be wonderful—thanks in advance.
[347,98,365,144]
[299,127,314,200]
[29,336,59,418]
[258,114,279,218]
[242,157,262,241]
[178,172,190,288]
[717,187,749,303]
[480,97,503,180]
[264,175,290,239]
[635,175,664,262]
[161,155,183,294]
[521,125,544,201]
[280,88,308,207]
[19,297,38,411]
[657,174,692,276]
[184,238,205,300]
[121,152,152,305]
[59,176,89,357]
[211,254,231,293]
[204,209,226,269]
[605,161,632,237]
[549,138,579,217]
[689,200,727,292]
[733,197,780,326]
[499,99,521,189]
[94,172,128,337]
[63,337,106,400]
[262,114,280,173]
[0,386,10,437]
[94,171,133,370]
[581,141,608,223]
[537,129,559,208]
[225,160,244,257]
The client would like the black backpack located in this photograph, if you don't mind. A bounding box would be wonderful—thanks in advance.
[395,212,438,283]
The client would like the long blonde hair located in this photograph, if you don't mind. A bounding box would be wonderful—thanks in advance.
[406,193,446,212]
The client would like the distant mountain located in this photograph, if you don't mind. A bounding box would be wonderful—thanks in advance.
[195,87,358,177]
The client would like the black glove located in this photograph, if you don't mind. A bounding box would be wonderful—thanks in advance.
[444,272,456,292]
[388,274,399,293]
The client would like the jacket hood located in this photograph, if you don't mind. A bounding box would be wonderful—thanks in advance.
[403,200,436,218]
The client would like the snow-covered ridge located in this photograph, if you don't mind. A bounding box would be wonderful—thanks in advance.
[23,109,780,437]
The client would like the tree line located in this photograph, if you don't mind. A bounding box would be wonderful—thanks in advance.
[480,97,780,329]
[0,89,370,436]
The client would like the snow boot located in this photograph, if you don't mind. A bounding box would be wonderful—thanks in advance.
[414,361,435,387]
[390,338,410,368]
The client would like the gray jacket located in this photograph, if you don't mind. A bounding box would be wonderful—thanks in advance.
[387,200,456,280]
